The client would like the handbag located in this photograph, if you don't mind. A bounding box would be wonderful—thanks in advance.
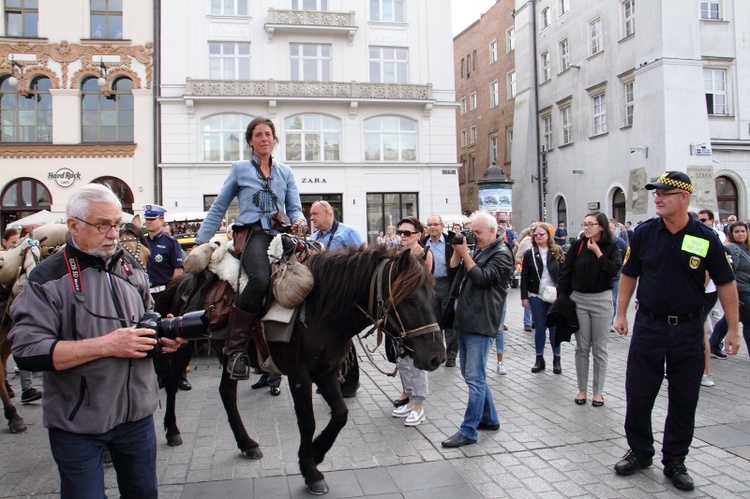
[271,258,314,308]
[531,249,557,303]
[270,210,292,233]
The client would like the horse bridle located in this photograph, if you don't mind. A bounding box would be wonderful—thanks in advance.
[119,228,145,267]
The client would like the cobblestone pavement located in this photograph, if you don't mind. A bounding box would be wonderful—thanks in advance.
[2,286,750,498]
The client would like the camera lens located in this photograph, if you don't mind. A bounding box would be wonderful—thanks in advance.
[161,310,211,340]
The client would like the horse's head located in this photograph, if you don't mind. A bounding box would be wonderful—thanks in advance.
[119,215,150,269]
[380,249,446,371]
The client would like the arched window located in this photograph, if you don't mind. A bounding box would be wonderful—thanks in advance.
[284,114,340,162]
[202,113,253,162]
[611,188,626,223]
[556,196,567,225]
[81,76,133,142]
[0,75,52,142]
[364,115,417,162]
[716,175,738,220]
[0,177,52,230]
[92,177,134,213]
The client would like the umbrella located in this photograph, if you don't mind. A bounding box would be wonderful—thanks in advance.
[10,210,63,227]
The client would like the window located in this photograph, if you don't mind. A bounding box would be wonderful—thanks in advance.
[590,18,603,55]
[210,0,248,16]
[490,80,499,108]
[468,155,475,181]
[623,0,635,37]
[0,178,51,220]
[292,0,328,10]
[208,42,250,80]
[715,175,738,220]
[624,80,634,126]
[489,134,498,163]
[489,40,498,64]
[284,114,340,162]
[202,113,252,162]
[561,105,572,145]
[541,7,551,29]
[369,46,408,84]
[507,71,516,99]
[700,1,720,20]
[560,0,569,15]
[541,51,550,82]
[542,114,553,151]
[367,192,418,242]
[470,125,477,145]
[81,76,133,142]
[92,176,134,213]
[472,50,477,70]
[560,38,570,71]
[505,127,513,162]
[704,68,727,115]
[5,0,38,37]
[370,0,405,22]
[461,129,467,147]
[592,93,607,135]
[460,58,465,78]
[469,92,477,110]
[506,27,515,52]
[460,97,466,115]
[364,115,417,162]
[0,75,51,142]
[466,52,472,77]
[91,0,123,39]
[290,43,331,82]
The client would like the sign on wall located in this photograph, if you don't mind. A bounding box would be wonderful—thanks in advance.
[48,168,82,187]
[687,165,718,212]
[628,168,648,215]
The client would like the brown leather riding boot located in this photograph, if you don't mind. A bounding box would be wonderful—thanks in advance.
[225,306,259,380]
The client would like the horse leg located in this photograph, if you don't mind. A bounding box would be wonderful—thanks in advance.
[288,372,328,495]
[0,338,26,434]
[160,347,193,446]
[312,371,348,466]
[218,358,262,459]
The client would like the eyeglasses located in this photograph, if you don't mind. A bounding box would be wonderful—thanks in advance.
[651,191,684,198]
[533,232,547,237]
[397,229,419,237]
[699,218,710,223]
[74,216,126,233]
[581,222,599,228]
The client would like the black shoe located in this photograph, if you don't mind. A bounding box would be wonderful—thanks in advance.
[5,380,15,399]
[523,325,533,332]
[478,421,500,431]
[269,387,281,396]
[177,378,192,391]
[444,359,456,368]
[441,431,477,448]
[393,396,409,407]
[531,355,546,373]
[251,378,269,390]
[227,353,250,380]
[552,355,562,374]
[614,449,653,475]
[711,349,727,360]
[663,461,694,490]
[21,387,42,404]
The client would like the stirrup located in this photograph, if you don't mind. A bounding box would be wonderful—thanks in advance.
[227,353,250,380]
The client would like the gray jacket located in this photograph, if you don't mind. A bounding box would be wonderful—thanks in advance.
[9,235,157,434]
[725,242,750,300]
[448,238,514,337]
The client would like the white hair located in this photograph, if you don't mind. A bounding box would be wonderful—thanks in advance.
[66,184,121,221]
[470,211,497,233]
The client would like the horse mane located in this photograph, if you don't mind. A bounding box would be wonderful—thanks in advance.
[306,245,432,324]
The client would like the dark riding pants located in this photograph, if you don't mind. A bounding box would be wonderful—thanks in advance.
[237,228,273,313]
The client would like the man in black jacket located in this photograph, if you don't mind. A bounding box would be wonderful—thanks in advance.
[440,212,513,448]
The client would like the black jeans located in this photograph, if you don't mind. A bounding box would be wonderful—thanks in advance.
[238,228,274,313]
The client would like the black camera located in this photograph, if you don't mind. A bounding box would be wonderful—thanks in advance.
[137,310,211,357]
[446,229,476,248]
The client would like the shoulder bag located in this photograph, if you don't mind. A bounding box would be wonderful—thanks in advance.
[532,249,557,303]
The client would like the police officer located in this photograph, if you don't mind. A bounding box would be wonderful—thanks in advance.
[613,171,740,491]
[143,204,189,390]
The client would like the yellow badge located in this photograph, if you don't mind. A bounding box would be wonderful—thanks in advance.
[689,256,700,269]
[623,246,631,265]
[681,234,709,257]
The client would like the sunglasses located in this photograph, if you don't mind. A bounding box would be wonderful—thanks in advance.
[397,229,419,237]
[533,232,547,237]
[699,218,710,222]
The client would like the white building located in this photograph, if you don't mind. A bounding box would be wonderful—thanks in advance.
[0,0,154,230]
[158,0,460,242]
[511,0,750,229]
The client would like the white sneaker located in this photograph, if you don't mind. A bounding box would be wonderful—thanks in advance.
[392,404,412,418]
[404,408,425,426]
[701,374,715,387]
[496,362,507,375]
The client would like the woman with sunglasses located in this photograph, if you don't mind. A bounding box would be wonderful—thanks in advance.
[390,217,433,427]
[520,222,565,373]
[709,221,750,356]
[557,212,621,407]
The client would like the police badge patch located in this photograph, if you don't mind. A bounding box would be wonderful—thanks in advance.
[689,256,700,269]
[155,254,164,263]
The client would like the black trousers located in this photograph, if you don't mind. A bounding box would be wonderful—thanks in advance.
[238,228,273,313]
[624,312,704,463]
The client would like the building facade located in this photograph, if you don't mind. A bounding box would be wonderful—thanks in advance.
[159,0,460,243]
[0,0,155,231]
[511,0,749,230]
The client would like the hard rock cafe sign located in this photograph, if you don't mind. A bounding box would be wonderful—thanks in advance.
[48,168,82,187]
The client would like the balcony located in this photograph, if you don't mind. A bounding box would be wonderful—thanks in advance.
[264,9,357,42]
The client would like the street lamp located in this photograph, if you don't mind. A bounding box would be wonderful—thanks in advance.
[8,56,23,87]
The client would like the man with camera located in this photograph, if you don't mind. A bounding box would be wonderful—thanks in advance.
[441,212,514,448]
[9,184,185,499]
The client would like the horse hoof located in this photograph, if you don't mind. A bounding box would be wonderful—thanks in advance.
[8,420,27,434]
[167,434,183,446]
[306,479,329,495]
[242,447,263,460]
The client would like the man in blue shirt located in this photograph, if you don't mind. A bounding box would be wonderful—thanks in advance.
[423,215,457,366]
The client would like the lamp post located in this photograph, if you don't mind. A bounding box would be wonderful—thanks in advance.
[476,161,515,226]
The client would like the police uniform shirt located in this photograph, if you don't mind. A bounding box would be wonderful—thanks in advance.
[146,231,184,286]
[621,216,734,315]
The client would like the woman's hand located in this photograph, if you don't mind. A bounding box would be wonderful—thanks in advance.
[292,219,307,235]
[587,237,603,258]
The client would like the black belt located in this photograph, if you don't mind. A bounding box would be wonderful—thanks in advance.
[434,276,448,282]
[637,304,703,326]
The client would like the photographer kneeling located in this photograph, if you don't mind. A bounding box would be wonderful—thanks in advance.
[9,184,187,499]
[440,211,514,448]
